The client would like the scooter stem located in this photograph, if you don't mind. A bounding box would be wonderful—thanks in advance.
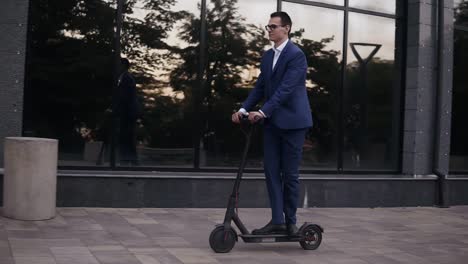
[232,122,254,195]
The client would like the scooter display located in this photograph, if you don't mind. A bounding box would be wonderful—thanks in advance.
[209,117,323,253]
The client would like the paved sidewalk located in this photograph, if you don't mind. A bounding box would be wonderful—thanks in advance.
[0,206,467,264]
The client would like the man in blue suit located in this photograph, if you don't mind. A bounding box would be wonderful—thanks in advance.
[232,11,312,236]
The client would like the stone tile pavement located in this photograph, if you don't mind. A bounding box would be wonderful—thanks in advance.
[0,206,467,264]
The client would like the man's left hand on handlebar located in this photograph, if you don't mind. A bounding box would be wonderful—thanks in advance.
[248,111,264,124]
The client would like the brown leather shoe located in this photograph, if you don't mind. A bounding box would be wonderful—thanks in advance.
[252,220,287,235]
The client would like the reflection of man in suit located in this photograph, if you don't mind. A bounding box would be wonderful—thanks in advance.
[117,58,139,165]
[232,12,312,236]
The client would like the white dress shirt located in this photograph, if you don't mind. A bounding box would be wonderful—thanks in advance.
[272,38,289,70]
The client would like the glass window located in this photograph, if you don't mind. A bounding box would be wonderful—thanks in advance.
[118,0,200,167]
[23,0,116,167]
[282,2,344,170]
[197,0,276,168]
[450,1,468,171]
[300,0,344,6]
[343,13,400,170]
[349,0,396,14]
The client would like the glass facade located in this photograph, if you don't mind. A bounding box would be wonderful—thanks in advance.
[450,0,468,172]
[24,0,403,173]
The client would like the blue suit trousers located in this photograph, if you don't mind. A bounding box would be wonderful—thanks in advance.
[263,123,307,225]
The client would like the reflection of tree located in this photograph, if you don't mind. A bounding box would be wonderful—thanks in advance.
[170,0,269,154]
[122,0,186,85]
[172,0,268,95]
[26,0,116,152]
[451,2,468,156]
[120,0,192,148]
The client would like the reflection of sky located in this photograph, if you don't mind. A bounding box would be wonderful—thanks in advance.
[166,1,200,48]
[283,1,395,63]
[236,0,277,51]
[173,0,200,13]
[283,2,344,56]
[348,13,395,62]
[349,0,395,14]
[236,0,277,29]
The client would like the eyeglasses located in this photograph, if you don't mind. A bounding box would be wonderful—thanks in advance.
[265,24,284,31]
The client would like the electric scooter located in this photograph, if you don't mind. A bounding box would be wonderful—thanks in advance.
[209,117,323,253]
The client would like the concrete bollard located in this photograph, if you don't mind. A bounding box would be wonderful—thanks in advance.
[3,137,58,220]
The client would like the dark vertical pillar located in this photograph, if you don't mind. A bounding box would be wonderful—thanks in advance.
[338,0,350,172]
[194,0,207,169]
[434,0,454,207]
[403,0,438,175]
[111,0,125,167]
[433,0,454,174]
[392,0,405,170]
[0,0,29,167]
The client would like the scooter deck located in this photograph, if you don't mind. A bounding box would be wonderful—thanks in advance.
[239,234,303,243]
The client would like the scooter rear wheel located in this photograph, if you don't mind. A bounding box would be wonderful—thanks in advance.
[299,224,322,250]
[209,226,237,253]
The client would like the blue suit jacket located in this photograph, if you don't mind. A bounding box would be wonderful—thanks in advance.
[242,40,312,129]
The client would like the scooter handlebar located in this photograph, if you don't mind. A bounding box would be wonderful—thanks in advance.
[238,114,263,125]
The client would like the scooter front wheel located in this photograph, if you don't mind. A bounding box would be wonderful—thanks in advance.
[299,224,322,250]
[209,226,237,253]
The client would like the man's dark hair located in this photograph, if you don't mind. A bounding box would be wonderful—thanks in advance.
[270,11,292,34]
[120,58,130,69]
